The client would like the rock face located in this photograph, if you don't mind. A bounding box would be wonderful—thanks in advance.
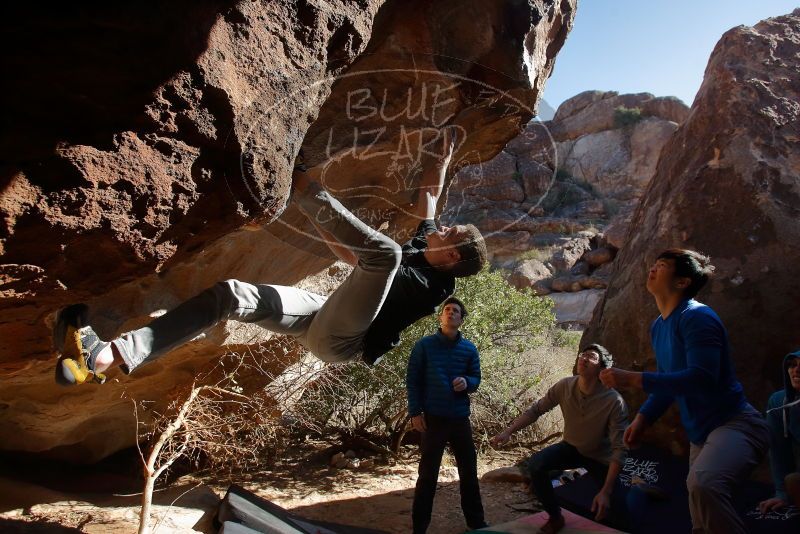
[551,91,688,214]
[443,90,687,261]
[582,10,800,450]
[507,259,552,290]
[442,88,688,327]
[0,1,577,460]
[560,115,680,202]
[547,289,604,326]
[551,91,688,141]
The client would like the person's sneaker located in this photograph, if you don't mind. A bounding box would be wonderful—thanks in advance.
[54,305,109,386]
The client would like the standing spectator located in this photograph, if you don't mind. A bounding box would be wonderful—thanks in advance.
[406,296,487,534]
[600,249,770,534]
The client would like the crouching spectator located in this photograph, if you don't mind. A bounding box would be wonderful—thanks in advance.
[491,344,628,534]
[759,349,800,513]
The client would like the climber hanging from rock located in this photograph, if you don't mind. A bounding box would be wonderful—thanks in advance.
[54,127,487,386]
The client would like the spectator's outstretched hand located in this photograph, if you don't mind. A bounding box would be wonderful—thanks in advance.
[489,429,512,448]
[624,414,647,449]
[599,368,643,390]
[591,490,611,521]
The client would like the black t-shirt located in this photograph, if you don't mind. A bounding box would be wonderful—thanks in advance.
[361,220,455,364]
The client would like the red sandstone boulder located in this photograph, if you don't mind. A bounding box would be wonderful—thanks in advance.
[583,247,616,267]
[583,9,800,451]
[550,236,592,272]
[507,259,553,290]
[444,89,685,260]
[602,219,629,250]
[548,289,604,326]
[0,0,578,461]
[550,91,689,142]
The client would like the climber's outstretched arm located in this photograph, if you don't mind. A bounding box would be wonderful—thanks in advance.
[412,128,456,221]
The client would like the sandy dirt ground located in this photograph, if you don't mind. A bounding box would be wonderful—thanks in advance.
[1,342,575,533]
[0,443,542,534]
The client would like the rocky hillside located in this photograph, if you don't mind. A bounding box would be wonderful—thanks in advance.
[583,9,800,451]
[442,90,689,324]
[0,0,577,461]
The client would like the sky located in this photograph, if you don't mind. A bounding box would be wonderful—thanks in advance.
[540,0,799,117]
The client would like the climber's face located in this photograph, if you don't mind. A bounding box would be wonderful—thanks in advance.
[425,225,468,269]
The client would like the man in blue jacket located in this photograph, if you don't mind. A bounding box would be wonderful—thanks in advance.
[599,248,769,534]
[758,350,800,513]
[406,296,486,534]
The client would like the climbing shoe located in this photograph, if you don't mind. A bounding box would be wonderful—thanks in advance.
[54,304,109,386]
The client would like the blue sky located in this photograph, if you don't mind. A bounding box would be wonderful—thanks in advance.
[540,1,799,116]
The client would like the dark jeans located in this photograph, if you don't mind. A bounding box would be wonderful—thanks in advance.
[527,440,609,517]
[412,415,485,533]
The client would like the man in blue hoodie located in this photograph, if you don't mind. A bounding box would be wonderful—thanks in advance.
[599,249,770,534]
[759,350,800,512]
[406,296,486,534]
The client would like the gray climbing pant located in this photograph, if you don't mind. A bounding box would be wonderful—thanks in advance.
[686,406,770,534]
[114,184,402,372]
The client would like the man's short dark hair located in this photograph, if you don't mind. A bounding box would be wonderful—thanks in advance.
[573,343,614,374]
[657,248,715,298]
[585,343,614,369]
[451,224,487,278]
[439,296,467,319]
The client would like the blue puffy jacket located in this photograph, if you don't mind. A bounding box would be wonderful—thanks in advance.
[406,329,481,418]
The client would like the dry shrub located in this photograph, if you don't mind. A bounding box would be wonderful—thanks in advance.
[135,344,299,473]
[133,337,308,533]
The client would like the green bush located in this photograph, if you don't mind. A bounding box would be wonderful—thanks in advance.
[292,268,566,447]
[551,328,582,352]
[516,246,557,263]
[614,106,643,128]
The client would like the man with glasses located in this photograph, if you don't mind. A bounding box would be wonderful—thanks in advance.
[491,344,628,534]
